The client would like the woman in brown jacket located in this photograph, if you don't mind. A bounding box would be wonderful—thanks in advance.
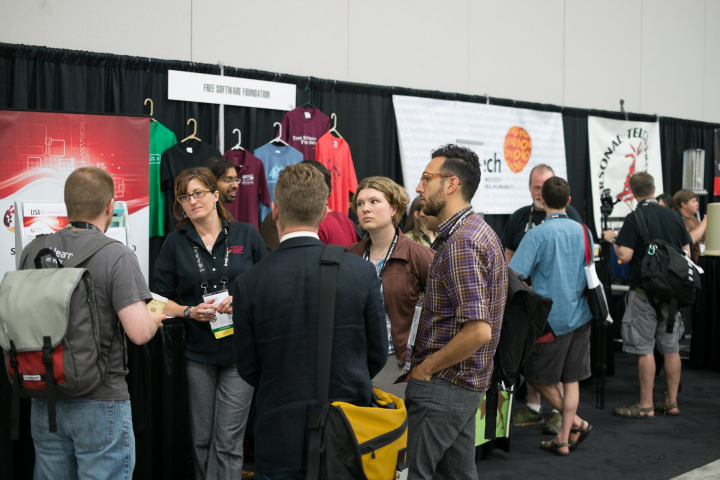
[348,177,435,399]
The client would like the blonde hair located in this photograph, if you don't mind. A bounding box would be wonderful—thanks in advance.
[274,163,329,227]
[350,176,409,227]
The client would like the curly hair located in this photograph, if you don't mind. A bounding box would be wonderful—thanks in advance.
[431,144,481,202]
[350,176,409,227]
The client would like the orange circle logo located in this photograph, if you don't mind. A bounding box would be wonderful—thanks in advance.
[503,126,532,173]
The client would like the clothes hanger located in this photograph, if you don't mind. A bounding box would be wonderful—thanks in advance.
[329,113,343,139]
[271,122,289,146]
[231,128,244,150]
[300,77,314,108]
[144,98,157,123]
[181,118,201,143]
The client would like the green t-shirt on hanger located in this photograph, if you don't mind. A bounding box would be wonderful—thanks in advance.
[150,121,177,237]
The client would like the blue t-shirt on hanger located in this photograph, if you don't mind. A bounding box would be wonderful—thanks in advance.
[254,142,303,224]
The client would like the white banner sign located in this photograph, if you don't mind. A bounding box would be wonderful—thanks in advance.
[588,116,663,236]
[393,96,567,214]
[168,70,296,111]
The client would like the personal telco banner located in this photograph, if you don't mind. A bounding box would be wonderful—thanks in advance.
[0,110,150,280]
[588,116,663,237]
[393,95,567,214]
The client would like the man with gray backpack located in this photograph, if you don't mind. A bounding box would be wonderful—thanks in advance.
[0,167,164,479]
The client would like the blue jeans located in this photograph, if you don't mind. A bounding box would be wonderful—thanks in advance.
[31,398,135,480]
[257,473,306,480]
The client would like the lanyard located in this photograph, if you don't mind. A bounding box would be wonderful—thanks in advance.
[423,208,474,296]
[66,221,102,233]
[546,212,568,221]
[362,231,399,281]
[191,228,230,296]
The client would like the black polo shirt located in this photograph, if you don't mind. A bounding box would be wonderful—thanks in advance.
[153,218,266,365]
[501,204,582,252]
[616,203,692,290]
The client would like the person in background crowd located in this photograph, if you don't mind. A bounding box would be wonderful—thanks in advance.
[509,177,593,456]
[22,167,164,480]
[673,189,706,262]
[348,177,435,399]
[233,163,387,480]
[153,167,266,479]
[656,192,678,211]
[204,157,239,213]
[259,160,359,252]
[603,172,691,419]
[404,195,438,248]
[503,164,581,435]
[408,144,508,480]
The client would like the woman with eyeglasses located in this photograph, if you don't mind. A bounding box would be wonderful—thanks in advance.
[153,167,266,480]
[347,177,435,399]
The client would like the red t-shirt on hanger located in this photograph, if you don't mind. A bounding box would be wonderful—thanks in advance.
[280,107,330,160]
[315,132,359,215]
[223,149,271,229]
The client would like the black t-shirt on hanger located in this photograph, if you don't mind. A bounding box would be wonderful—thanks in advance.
[160,139,222,233]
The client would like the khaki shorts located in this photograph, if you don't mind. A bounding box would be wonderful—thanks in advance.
[621,291,684,355]
[524,321,592,384]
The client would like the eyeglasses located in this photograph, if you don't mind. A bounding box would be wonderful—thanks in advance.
[220,177,239,186]
[420,172,454,185]
[177,189,212,204]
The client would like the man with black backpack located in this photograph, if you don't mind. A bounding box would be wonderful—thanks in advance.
[603,172,692,419]
[14,167,164,479]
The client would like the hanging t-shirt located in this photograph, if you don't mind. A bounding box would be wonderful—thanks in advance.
[223,149,271,230]
[160,139,222,232]
[280,107,330,160]
[150,122,177,237]
[315,132,359,215]
[254,143,303,223]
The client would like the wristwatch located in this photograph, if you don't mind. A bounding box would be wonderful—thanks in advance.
[609,236,617,244]
[183,306,191,318]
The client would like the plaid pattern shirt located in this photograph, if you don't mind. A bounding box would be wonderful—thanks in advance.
[411,207,508,392]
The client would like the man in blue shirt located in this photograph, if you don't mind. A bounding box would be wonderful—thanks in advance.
[509,177,593,456]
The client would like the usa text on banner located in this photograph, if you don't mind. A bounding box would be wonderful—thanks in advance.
[392,96,566,215]
[168,71,296,111]
[588,116,663,237]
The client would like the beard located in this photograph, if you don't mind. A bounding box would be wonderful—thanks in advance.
[423,189,447,218]
[533,196,543,210]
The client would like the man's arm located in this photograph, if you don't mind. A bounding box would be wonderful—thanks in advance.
[411,321,491,380]
[118,301,163,345]
[233,276,261,387]
[504,249,514,264]
[688,216,707,244]
[603,230,634,264]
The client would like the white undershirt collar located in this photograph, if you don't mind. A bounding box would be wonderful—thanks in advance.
[280,231,320,243]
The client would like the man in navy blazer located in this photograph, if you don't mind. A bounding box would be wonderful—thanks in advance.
[233,163,387,480]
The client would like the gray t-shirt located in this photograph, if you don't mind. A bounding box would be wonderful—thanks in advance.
[20,229,151,400]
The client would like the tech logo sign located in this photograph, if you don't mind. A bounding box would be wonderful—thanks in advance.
[503,126,532,173]
[3,205,14,233]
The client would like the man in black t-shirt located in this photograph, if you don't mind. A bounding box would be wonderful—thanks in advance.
[504,164,581,433]
[603,172,691,419]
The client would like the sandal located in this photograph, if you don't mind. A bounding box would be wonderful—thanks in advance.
[613,403,654,419]
[540,438,570,457]
[654,400,680,416]
[568,420,593,451]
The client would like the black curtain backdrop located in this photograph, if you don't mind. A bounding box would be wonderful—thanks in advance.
[1,42,719,478]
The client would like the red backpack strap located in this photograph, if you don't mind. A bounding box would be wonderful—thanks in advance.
[581,224,592,266]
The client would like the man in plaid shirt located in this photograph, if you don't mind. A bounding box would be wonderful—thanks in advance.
[407,144,508,480]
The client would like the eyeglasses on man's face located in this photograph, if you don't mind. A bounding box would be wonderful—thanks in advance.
[420,172,454,185]
[220,177,239,186]
[177,189,212,204]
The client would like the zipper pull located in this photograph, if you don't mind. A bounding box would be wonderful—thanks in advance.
[371,448,376,459]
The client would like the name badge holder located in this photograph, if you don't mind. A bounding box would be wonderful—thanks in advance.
[192,231,233,339]
[402,208,474,377]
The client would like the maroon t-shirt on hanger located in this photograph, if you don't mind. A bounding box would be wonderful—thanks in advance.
[223,149,271,229]
[280,107,330,160]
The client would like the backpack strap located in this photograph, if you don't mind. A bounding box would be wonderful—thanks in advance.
[41,336,58,433]
[307,244,345,480]
[9,341,21,441]
[632,208,651,248]
[63,235,118,268]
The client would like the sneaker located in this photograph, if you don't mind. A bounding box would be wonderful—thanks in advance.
[512,406,545,426]
[543,412,563,435]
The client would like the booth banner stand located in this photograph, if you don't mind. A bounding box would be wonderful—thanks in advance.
[393,95,567,215]
[0,110,149,280]
[588,116,664,237]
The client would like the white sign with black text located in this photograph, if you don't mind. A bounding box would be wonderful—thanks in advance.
[588,116,663,237]
[393,95,567,215]
[168,70,296,111]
